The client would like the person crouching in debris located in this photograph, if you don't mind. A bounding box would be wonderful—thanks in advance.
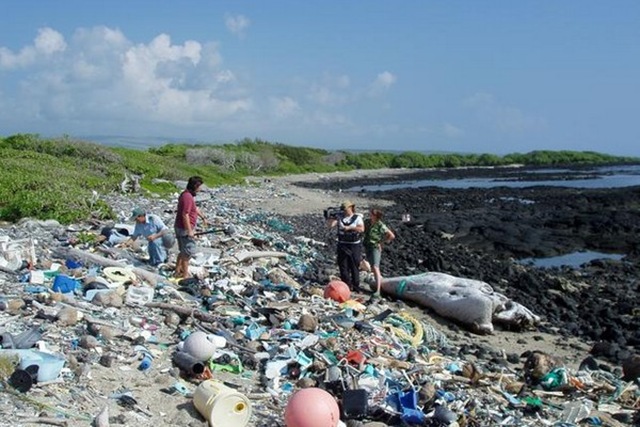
[364,207,395,297]
[97,226,130,246]
[125,207,169,266]
[327,200,365,292]
[174,176,207,279]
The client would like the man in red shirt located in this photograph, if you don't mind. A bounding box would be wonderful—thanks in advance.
[174,176,206,279]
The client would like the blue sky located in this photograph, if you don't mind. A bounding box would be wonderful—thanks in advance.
[1,1,639,156]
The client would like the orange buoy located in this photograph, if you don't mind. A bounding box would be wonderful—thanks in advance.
[323,280,351,303]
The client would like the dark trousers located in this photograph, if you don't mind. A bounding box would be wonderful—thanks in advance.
[337,242,362,290]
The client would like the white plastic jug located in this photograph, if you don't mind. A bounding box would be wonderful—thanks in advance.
[0,349,65,382]
[193,380,252,427]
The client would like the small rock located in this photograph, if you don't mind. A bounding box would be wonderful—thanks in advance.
[388,359,411,369]
[97,326,116,341]
[418,383,436,406]
[622,354,640,381]
[164,312,181,326]
[56,306,79,326]
[297,314,318,332]
[461,362,482,383]
[246,341,262,352]
[99,354,115,368]
[80,335,100,349]
[506,353,521,364]
[523,351,562,383]
[433,404,457,424]
[296,377,316,388]
[67,354,79,371]
[503,380,525,394]
[6,299,25,314]
[324,337,338,351]
[92,291,123,308]
[308,287,324,297]
[49,293,64,303]
[268,267,300,289]
[310,360,327,372]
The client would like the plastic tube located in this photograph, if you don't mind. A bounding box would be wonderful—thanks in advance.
[172,351,206,375]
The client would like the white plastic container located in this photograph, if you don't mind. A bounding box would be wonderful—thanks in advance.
[0,349,65,382]
[125,286,155,306]
[193,380,252,427]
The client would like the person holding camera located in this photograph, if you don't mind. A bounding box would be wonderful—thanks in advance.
[327,200,365,292]
[364,207,395,297]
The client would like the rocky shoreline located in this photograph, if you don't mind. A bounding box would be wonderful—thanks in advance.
[283,167,640,365]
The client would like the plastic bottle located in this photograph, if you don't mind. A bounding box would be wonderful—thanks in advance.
[138,354,153,371]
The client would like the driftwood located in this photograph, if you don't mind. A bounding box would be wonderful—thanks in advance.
[145,302,220,323]
[17,418,68,427]
[54,247,165,286]
[0,265,18,275]
[224,250,288,264]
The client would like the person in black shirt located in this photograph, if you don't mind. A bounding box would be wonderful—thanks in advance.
[327,200,365,291]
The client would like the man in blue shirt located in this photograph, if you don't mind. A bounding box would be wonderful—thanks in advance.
[126,207,170,266]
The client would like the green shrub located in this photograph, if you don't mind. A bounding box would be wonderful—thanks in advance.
[0,133,637,224]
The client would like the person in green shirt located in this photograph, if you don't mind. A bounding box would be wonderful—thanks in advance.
[363,207,395,297]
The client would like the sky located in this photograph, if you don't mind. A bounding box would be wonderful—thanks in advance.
[1,1,639,156]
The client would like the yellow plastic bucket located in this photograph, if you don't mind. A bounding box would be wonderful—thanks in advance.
[193,380,252,427]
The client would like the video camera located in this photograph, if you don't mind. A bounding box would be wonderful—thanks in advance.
[323,206,344,220]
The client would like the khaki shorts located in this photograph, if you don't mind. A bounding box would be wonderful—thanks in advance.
[365,245,382,268]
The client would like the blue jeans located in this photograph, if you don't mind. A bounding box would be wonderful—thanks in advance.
[147,239,167,266]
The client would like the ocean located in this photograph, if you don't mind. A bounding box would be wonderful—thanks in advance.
[347,164,640,192]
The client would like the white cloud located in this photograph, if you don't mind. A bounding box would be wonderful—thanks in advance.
[464,92,546,133]
[0,25,399,144]
[0,27,66,69]
[35,27,67,55]
[368,71,396,96]
[0,26,252,128]
[225,14,250,38]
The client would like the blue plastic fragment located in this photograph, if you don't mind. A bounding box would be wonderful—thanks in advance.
[436,389,456,402]
[388,389,425,424]
[245,322,266,341]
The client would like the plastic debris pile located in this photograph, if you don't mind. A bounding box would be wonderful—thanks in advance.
[0,184,639,427]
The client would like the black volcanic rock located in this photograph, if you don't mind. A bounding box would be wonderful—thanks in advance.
[286,167,640,364]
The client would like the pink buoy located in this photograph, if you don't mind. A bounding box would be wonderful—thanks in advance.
[284,388,340,427]
[324,280,350,303]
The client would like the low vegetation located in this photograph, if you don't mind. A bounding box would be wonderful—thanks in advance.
[0,133,637,224]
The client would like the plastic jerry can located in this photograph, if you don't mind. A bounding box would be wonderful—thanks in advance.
[125,286,155,306]
[193,380,252,427]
